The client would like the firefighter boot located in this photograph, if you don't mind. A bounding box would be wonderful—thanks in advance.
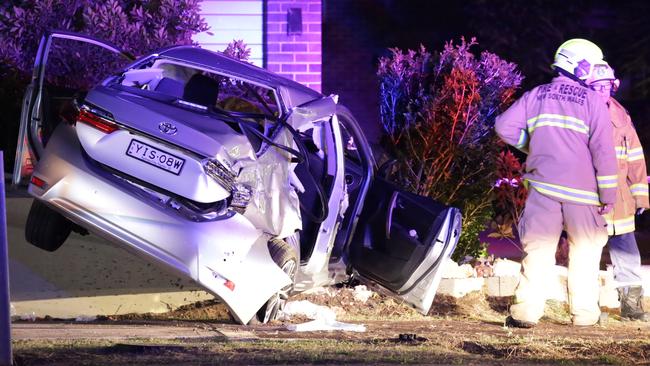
[618,286,650,322]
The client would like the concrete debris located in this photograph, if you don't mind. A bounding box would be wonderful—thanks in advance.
[281,300,365,332]
[19,312,36,322]
[440,258,475,279]
[75,315,98,322]
[486,276,519,297]
[352,285,374,303]
[437,278,485,298]
[282,300,336,322]
[286,319,366,332]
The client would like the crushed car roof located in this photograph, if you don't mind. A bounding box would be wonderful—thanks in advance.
[157,46,322,98]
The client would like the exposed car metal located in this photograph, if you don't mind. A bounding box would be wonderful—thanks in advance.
[13,31,462,324]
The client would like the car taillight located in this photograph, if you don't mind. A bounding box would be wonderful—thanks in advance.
[76,109,119,134]
[30,175,47,189]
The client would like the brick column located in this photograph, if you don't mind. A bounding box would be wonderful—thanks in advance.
[265,0,322,92]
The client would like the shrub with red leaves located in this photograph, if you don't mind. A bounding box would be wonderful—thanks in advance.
[377,38,523,259]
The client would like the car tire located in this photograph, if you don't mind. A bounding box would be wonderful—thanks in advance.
[25,199,73,252]
[249,238,298,325]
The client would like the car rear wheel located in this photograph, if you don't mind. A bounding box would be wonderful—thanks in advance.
[249,238,298,324]
[25,199,73,252]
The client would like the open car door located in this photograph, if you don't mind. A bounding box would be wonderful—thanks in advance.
[12,30,133,186]
[349,178,462,314]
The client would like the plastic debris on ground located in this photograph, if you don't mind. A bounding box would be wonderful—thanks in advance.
[352,285,373,303]
[19,312,36,322]
[281,300,366,332]
[75,315,98,322]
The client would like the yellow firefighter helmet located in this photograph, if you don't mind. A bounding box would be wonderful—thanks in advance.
[552,38,606,81]
[588,62,620,93]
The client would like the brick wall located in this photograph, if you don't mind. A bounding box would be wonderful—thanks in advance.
[265,0,322,92]
[322,1,462,144]
[322,0,382,143]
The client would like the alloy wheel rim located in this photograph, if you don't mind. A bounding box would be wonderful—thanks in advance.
[262,258,297,323]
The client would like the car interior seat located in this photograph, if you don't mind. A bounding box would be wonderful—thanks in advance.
[182,74,220,106]
[154,77,185,98]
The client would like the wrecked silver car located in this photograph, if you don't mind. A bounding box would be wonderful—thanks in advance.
[13,31,462,324]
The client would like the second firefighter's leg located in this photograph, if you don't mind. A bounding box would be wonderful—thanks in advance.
[610,233,650,321]
[609,233,644,287]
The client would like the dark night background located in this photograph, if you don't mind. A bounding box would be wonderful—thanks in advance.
[2,0,650,171]
[322,0,650,153]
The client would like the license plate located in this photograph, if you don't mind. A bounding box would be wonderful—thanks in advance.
[126,139,185,175]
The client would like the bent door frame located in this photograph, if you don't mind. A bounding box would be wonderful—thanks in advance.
[350,179,462,314]
[13,30,133,186]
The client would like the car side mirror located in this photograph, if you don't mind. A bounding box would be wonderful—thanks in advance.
[377,159,398,180]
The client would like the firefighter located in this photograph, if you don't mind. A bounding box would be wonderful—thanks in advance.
[495,39,618,327]
[587,63,650,321]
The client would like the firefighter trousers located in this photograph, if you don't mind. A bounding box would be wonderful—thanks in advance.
[608,233,644,287]
[510,188,608,325]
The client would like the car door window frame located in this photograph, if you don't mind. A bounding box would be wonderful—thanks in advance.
[13,30,133,186]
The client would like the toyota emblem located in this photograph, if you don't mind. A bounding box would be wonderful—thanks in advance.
[158,122,178,135]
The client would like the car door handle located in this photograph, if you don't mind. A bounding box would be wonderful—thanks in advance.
[345,174,355,186]
[385,191,399,239]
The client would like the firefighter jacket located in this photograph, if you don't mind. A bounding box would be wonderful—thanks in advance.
[603,98,649,235]
[495,75,618,206]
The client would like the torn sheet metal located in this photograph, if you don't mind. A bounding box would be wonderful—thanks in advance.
[288,96,337,132]
[236,126,302,239]
[232,98,338,239]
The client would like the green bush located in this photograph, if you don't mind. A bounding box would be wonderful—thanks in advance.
[377,38,523,260]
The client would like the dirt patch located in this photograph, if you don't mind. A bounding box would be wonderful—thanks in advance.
[113,299,231,322]
[13,318,650,365]
[111,283,646,328]
[12,285,650,365]
[290,285,425,321]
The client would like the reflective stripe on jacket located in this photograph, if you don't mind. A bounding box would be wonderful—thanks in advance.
[603,98,649,235]
[495,75,618,206]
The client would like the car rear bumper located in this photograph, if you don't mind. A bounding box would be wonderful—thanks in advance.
[29,124,291,323]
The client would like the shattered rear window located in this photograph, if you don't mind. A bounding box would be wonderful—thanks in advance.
[116,58,282,120]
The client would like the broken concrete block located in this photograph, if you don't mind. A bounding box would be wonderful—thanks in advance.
[486,276,519,297]
[440,258,459,278]
[599,267,620,308]
[440,258,475,279]
[437,278,485,298]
